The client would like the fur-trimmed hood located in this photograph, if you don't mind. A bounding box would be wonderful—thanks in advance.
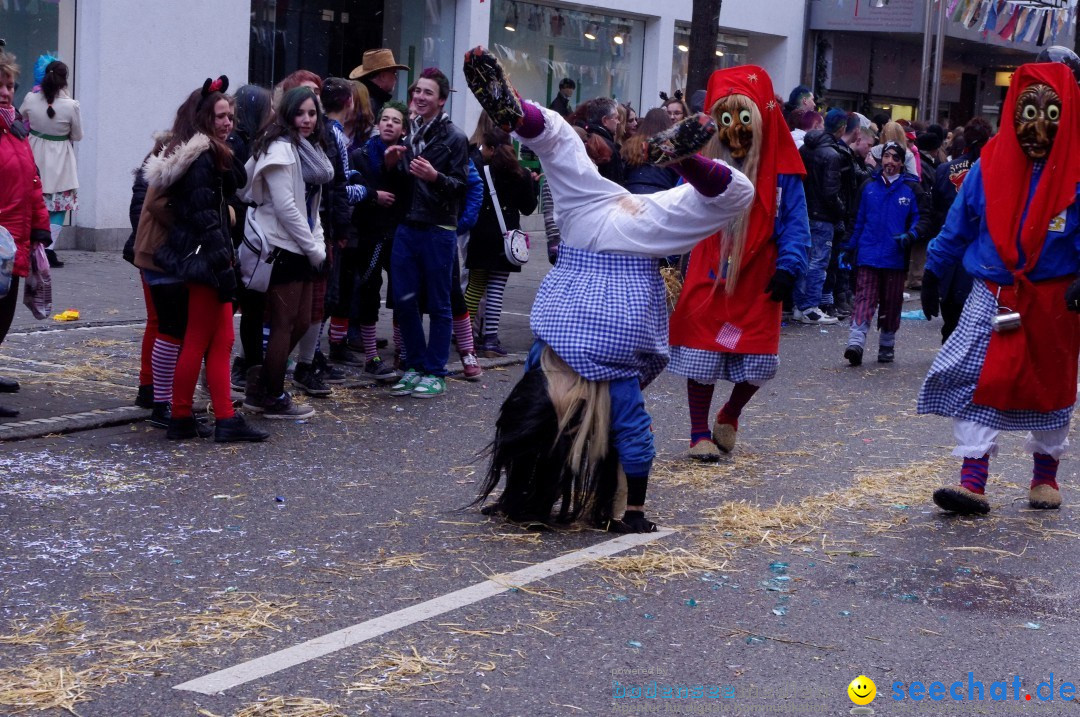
[143,133,211,190]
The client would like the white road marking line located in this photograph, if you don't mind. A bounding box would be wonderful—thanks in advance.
[173,529,672,695]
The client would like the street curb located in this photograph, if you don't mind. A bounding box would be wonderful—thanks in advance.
[0,405,152,442]
[0,355,528,442]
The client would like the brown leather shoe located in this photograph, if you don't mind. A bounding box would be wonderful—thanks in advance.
[1029,483,1062,510]
[932,485,991,515]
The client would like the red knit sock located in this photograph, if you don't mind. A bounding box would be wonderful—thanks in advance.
[1032,453,1060,491]
[717,381,760,428]
[687,379,715,444]
[960,455,990,495]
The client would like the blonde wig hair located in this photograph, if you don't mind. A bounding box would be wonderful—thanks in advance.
[541,346,610,481]
[880,121,906,146]
[704,93,762,294]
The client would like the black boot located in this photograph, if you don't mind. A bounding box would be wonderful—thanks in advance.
[243,365,265,412]
[0,405,19,418]
[166,415,213,440]
[230,356,247,391]
[0,376,20,393]
[45,248,64,268]
[136,384,155,409]
[214,414,269,443]
[148,402,171,429]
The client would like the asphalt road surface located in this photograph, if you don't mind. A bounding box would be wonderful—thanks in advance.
[1,251,1077,717]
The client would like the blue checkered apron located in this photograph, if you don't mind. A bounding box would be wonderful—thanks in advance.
[530,245,669,386]
[917,279,1075,431]
[667,347,779,384]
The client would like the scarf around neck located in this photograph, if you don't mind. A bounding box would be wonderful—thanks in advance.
[410,113,448,156]
[296,136,334,186]
[0,106,16,128]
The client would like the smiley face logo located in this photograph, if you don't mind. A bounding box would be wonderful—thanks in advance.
[848,675,876,705]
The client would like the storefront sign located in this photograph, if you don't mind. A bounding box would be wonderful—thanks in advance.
[808,0,924,34]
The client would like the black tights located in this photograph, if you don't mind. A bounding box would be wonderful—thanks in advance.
[238,287,266,365]
[0,276,19,348]
[262,280,312,397]
[147,281,189,340]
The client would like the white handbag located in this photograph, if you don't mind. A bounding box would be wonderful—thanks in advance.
[483,164,529,266]
[238,210,278,293]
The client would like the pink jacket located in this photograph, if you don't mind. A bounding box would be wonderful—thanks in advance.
[0,111,51,277]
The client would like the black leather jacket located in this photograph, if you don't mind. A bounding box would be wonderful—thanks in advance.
[800,130,846,223]
[394,114,469,228]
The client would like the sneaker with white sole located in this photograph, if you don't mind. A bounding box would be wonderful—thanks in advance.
[390,369,422,396]
[460,353,483,381]
[411,375,446,398]
[261,392,315,420]
[795,306,838,325]
[364,356,398,382]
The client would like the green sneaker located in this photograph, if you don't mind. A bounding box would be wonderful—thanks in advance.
[389,369,422,396]
[411,375,446,399]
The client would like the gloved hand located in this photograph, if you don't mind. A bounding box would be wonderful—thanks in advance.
[609,510,658,534]
[763,268,796,302]
[1066,276,1080,313]
[893,231,916,249]
[837,250,852,272]
[921,269,940,319]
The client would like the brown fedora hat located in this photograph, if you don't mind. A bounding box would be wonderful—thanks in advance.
[349,48,409,80]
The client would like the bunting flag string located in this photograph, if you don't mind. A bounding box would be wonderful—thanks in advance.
[948,0,1078,46]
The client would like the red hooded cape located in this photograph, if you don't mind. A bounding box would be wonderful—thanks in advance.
[668,65,805,356]
[981,62,1080,276]
[973,62,1080,413]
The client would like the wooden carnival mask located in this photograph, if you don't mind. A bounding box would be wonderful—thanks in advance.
[1014,83,1061,160]
[712,94,756,161]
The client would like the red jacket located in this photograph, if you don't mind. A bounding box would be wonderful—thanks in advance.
[0,111,51,277]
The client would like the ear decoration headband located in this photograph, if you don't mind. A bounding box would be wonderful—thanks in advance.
[658,89,684,104]
[201,75,229,97]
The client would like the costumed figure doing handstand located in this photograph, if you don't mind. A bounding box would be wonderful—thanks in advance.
[462,47,754,532]
[919,62,1080,515]
[667,66,810,461]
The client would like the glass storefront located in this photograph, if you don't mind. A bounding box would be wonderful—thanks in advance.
[249,0,380,87]
[383,0,456,106]
[488,0,645,112]
[2,0,62,107]
[250,0,452,110]
[671,25,748,96]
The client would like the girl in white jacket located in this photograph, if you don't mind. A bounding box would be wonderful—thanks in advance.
[242,87,333,419]
[19,59,80,266]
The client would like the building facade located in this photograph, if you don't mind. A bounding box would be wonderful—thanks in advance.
[808,0,1078,127]
[5,0,805,250]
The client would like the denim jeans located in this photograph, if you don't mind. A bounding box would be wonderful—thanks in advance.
[793,219,835,311]
[391,223,455,376]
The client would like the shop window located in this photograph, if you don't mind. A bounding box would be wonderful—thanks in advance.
[1,0,61,107]
[672,25,748,97]
[249,0,382,87]
[488,0,645,114]
[383,0,456,107]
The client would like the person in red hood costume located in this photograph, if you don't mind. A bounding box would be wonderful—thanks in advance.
[667,66,810,461]
[919,62,1080,515]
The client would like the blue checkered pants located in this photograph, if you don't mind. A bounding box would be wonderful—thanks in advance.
[667,346,778,385]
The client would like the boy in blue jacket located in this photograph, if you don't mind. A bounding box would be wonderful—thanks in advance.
[843,142,921,366]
